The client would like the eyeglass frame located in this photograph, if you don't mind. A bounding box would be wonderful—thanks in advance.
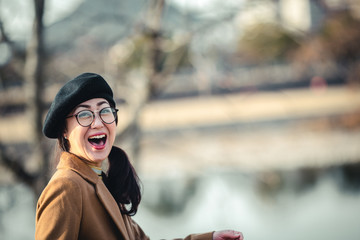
[66,107,119,127]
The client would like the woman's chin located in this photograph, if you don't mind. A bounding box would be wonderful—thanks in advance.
[93,152,107,159]
[86,146,111,163]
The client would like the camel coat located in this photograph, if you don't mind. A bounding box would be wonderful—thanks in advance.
[35,152,213,240]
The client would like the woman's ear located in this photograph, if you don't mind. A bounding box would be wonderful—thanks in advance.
[63,128,68,140]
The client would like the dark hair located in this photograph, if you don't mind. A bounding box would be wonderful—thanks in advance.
[103,146,142,216]
[56,121,141,216]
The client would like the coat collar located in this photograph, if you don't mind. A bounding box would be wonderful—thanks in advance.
[57,151,100,184]
[58,152,130,240]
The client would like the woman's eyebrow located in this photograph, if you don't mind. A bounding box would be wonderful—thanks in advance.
[75,101,109,111]
[97,101,109,106]
[76,104,91,109]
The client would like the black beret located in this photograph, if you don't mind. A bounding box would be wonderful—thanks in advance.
[43,72,116,139]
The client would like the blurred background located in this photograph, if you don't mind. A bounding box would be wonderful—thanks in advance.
[1,0,360,239]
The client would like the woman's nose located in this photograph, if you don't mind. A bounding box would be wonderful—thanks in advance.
[91,114,104,128]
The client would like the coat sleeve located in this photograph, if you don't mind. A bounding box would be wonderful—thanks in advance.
[35,176,82,240]
[124,215,151,240]
[174,232,214,240]
[126,216,213,240]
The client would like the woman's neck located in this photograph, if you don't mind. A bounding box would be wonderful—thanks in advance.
[68,151,103,168]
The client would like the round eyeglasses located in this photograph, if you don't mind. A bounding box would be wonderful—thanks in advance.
[66,107,119,127]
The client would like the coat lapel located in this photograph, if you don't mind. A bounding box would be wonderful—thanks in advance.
[95,180,130,240]
[58,152,130,240]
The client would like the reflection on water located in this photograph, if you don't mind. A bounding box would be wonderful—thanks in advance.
[1,166,360,240]
[0,184,35,240]
[134,167,360,240]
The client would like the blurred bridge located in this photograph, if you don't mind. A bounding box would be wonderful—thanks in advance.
[1,86,360,173]
[137,86,360,174]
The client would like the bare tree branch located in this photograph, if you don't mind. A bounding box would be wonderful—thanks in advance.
[0,143,36,186]
[0,20,11,43]
[23,0,48,196]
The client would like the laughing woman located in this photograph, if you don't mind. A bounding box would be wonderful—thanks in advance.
[36,73,244,240]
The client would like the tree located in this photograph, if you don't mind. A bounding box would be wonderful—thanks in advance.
[107,0,196,162]
[24,0,48,196]
[0,0,47,197]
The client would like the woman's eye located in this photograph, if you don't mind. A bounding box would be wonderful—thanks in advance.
[78,111,92,119]
[101,108,112,114]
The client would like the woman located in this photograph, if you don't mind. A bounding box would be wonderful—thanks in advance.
[36,72,244,240]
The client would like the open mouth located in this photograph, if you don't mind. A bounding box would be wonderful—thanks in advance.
[88,134,107,148]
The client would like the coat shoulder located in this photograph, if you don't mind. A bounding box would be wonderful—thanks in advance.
[36,170,84,239]
[38,169,84,203]
[47,168,87,189]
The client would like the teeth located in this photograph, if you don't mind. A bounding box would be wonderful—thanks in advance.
[89,134,106,139]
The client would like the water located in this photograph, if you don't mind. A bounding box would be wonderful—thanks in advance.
[0,184,35,240]
[134,170,360,240]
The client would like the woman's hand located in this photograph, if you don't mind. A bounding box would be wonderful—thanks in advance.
[213,230,244,240]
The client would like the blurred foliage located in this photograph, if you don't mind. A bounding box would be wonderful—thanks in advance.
[320,11,360,64]
[236,22,300,64]
[236,9,360,84]
[238,11,360,63]
[292,10,360,84]
[292,10,360,63]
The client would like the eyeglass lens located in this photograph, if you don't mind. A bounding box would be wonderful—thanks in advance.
[76,107,117,126]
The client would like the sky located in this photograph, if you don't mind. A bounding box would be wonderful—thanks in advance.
[45,0,84,25]
[0,0,243,57]
[0,0,243,41]
[0,0,83,41]
[170,0,243,11]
